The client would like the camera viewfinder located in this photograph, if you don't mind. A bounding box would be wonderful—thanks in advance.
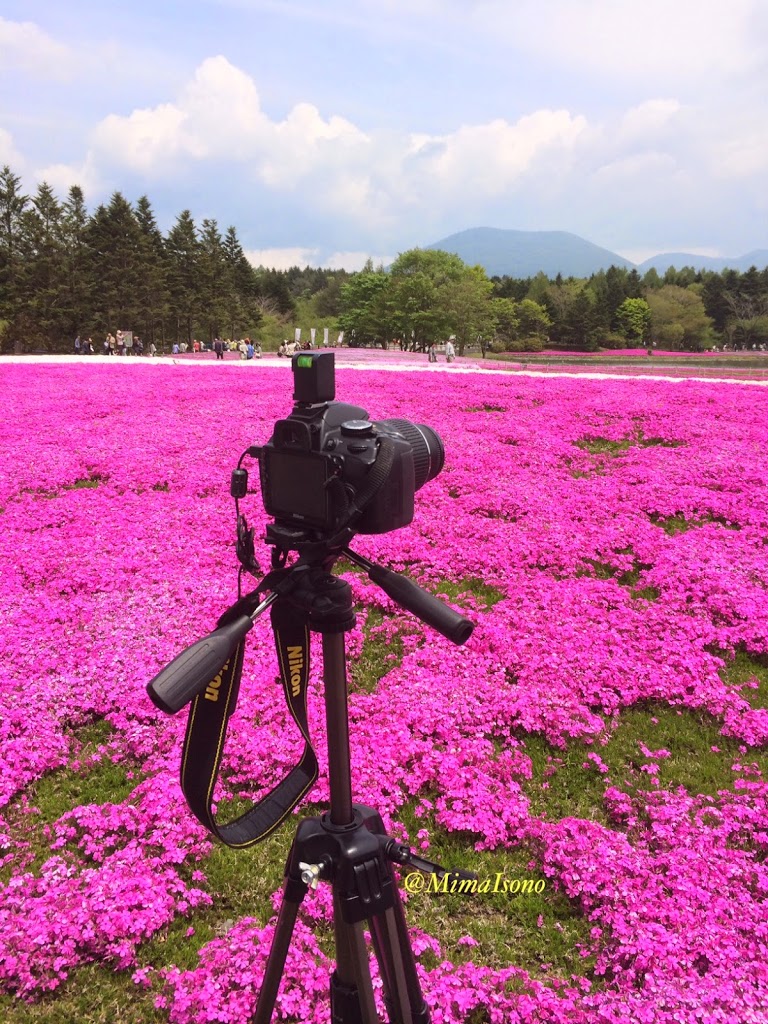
[292,351,335,404]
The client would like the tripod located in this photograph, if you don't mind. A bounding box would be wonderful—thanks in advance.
[148,546,474,1024]
[255,569,427,1024]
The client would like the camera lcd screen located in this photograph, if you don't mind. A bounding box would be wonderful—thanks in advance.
[263,448,331,526]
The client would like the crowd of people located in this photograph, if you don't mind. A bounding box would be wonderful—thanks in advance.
[73,332,260,358]
[100,331,157,356]
[169,337,262,359]
[73,332,159,356]
[277,338,315,357]
[72,331,467,361]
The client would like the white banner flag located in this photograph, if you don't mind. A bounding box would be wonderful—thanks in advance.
[323,327,329,347]
[310,328,316,344]
[294,328,301,343]
[337,331,344,346]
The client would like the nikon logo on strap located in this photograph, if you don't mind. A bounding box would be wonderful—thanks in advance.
[287,646,303,697]
[205,662,229,702]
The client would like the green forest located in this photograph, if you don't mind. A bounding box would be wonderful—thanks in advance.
[1,164,767,355]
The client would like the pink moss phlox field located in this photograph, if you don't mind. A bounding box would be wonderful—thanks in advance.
[1,362,768,1021]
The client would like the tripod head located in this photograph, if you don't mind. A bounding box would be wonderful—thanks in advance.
[147,543,473,716]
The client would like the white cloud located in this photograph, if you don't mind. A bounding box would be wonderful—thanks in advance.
[408,110,587,196]
[471,0,765,82]
[93,104,189,173]
[15,45,765,259]
[88,55,370,192]
[260,102,368,188]
[0,127,23,168]
[34,155,101,197]
[618,245,722,265]
[618,100,682,144]
[244,247,391,271]
[71,58,593,224]
[91,58,262,171]
[0,16,72,76]
[711,130,768,179]
[593,151,684,185]
[324,251,392,271]
[245,246,319,269]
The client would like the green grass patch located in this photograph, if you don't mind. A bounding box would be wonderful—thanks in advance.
[64,473,107,490]
[139,819,297,974]
[629,585,661,601]
[349,607,406,695]
[580,558,659,601]
[719,647,768,711]
[521,701,768,827]
[1,721,143,883]
[434,576,506,608]
[394,802,597,981]
[575,433,685,457]
[26,724,138,825]
[617,704,766,794]
[650,513,741,535]
[522,736,610,825]
[575,437,634,456]
[463,404,508,413]
[0,963,166,1024]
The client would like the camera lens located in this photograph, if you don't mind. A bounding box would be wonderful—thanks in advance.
[377,419,445,490]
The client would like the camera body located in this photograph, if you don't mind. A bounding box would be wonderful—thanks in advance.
[258,352,443,536]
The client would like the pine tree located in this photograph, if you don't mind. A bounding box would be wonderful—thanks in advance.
[590,266,631,332]
[0,165,29,351]
[134,195,169,349]
[84,192,144,334]
[222,225,262,339]
[61,185,92,343]
[166,210,201,346]
[199,218,228,342]
[19,182,66,350]
[255,267,295,317]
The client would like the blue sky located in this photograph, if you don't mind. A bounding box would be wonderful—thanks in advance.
[1,0,766,269]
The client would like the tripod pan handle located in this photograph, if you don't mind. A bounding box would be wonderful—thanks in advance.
[146,615,253,713]
[367,565,474,645]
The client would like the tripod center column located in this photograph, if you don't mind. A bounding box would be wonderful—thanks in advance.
[321,631,356,826]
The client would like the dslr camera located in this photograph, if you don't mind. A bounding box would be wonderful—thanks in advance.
[255,352,444,540]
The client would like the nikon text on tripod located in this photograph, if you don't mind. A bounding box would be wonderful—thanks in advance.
[145,351,475,1023]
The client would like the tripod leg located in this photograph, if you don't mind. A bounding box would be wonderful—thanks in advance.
[368,907,412,1024]
[368,890,430,1024]
[390,886,430,1022]
[357,810,430,1024]
[251,873,307,1024]
[331,892,379,1024]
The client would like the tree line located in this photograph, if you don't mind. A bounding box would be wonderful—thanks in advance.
[332,254,768,354]
[0,165,294,353]
[1,163,767,355]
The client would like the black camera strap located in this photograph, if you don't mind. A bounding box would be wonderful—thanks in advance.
[179,596,318,848]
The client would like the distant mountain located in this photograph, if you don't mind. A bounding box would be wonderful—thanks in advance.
[424,227,768,278]
[638,250,768,274]
[426,227,634,278]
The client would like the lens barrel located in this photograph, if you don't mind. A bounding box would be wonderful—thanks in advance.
[377,419,445,490]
